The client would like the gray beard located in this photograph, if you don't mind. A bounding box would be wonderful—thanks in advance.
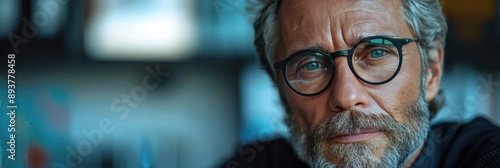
[285,93,430,168]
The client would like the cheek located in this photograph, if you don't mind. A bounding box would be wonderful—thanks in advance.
[369,50,422,121]
[277,76,325,130]
[397,55,422,104]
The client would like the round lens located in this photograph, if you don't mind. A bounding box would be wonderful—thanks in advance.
[352,38,401,83]
[285,51,333,94]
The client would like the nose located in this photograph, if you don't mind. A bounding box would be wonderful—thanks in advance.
[328,57,370,112]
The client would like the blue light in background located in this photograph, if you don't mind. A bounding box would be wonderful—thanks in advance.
[433,65,500,124]
[0,0,20,35]
[239,63,288,143]
[140,137,151,168]
[31,0,68,38]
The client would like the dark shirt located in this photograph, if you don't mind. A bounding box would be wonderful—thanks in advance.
[222,117,500,168]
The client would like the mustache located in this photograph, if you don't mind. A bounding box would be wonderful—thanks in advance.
[310,110,410,142]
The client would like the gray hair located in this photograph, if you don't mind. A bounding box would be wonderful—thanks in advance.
[253,0,448,117]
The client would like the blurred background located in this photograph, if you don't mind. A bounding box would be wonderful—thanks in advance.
[0,0,499,167]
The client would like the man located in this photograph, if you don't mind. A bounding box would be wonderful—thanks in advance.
[224,0,500,167]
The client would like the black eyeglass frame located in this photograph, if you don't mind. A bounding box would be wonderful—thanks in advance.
[273,36,418,96]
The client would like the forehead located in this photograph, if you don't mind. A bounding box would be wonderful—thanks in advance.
[276,0,412,58]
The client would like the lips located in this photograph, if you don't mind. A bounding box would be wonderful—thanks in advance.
[330,130,382,143]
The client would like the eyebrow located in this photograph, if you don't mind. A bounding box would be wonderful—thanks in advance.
[303,44,326,51]
[284,44,327,58]
[286,33,403,58]
[351,33,398,44]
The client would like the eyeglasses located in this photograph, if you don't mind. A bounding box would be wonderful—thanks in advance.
[274,36,418,96]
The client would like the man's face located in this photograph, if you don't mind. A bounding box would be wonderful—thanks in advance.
[274,0,431,167]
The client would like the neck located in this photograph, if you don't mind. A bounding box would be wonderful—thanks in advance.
[402,142,425,168]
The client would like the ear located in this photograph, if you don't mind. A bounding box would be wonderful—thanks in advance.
[424,41,444,102]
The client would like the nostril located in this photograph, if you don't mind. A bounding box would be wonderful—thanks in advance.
[334,105,346,112]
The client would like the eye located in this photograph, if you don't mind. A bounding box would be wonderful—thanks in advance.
[370,49,386,58]
[305,62,320,70]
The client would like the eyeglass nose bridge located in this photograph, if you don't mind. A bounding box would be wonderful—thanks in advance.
[326,48,379,89]
[330,50,350,58]
[326,49,354,80]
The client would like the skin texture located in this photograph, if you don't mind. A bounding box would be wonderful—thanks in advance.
[273,0,444,166]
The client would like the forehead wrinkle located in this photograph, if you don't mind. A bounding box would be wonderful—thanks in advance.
[345,20,397,44]
[277,2,333,58]
[339,7,398,45]
[330,4,395,50]
[277,0,407,60]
